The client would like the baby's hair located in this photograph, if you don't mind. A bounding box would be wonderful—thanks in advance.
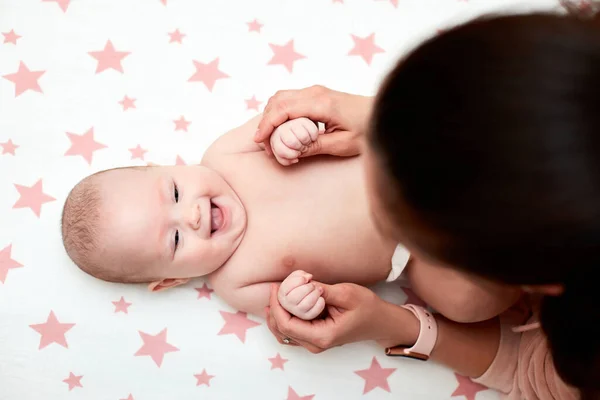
[61,166,150,283]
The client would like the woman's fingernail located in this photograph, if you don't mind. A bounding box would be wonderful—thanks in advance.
[318,287,323,294]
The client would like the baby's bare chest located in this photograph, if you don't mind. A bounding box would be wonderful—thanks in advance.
[208,153,396,288]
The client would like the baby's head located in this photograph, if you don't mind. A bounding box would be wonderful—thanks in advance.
[61,165,247,290]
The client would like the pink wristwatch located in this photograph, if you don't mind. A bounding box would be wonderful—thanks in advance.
[385,304,438,361]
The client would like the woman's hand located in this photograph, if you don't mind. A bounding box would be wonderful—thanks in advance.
[265,281,419,353]
[255,85,374,159]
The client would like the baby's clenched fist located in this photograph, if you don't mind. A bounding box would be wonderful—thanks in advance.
[278,270,325,320]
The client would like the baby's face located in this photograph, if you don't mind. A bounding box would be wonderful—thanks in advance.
[96,166,247,281]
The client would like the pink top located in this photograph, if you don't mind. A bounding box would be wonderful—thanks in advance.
[473,303,579,400]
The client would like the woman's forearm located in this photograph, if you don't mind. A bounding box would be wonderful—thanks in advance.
[381,302,501,378]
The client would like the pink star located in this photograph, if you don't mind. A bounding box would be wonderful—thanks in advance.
[160,0,167,5]
[3,30,21,45]
[174,116,191,132]
[451,373,489,400]
[3,61,45,97]
[120,395,135,400]
[169,29,185,44]
[247,19,263,33]
[88,40,130,74]
[129,144,147,160]
[29,311,75,349]
[62,372,83,391]
[1,139,19,155]
[348,33,385,65]
[13,179,55,217]
[119,95,136,110]
[134,328,179,367]
[268,40,306,73]
[268,353,288,370]
[65,128,107,165]
[194,369,215,386]
[245,95,262,111]
[175,155,187,165]
[0,244,23,284]
[188,58,229,92]
[287,387,314,400]
[376,0,398,6]
[112,296,132,314]
[195,283,214,299]
[333,0,344,3]
[217,311,261,343]
[354,357,396,394]
[402,287,427,307]
[43,0,71,12]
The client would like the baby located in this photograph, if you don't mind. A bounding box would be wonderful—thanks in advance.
[62,115,518,320]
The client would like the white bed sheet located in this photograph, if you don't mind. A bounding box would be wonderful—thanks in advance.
[0,0,560,399]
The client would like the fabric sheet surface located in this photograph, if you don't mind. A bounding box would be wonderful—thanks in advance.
[0,0,560,399]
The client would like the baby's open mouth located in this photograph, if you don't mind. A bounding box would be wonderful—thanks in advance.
[210,201,224,235]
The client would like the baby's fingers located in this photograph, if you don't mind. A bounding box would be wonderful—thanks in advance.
[298,287,324,312]
[286,283,316,305]
[301,296,326,320]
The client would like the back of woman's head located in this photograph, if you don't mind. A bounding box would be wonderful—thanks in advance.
[369,13,600,393]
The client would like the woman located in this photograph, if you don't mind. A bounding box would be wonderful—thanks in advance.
[255,14,600,400]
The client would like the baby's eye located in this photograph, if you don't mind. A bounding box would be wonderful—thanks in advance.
[174,182,179,202]
[174,230,179,252]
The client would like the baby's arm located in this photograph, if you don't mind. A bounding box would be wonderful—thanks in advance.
[218,282,273,317]
[202,115,264,164]
[202,115,318,166]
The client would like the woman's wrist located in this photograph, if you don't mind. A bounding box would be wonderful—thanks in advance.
[375,300,420,348]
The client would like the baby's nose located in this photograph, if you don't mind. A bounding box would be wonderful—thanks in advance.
[188,203,201,230]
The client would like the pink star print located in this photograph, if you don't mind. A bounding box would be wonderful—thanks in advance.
[247,19,263,33]
[195,283,214,299]
[1,139,19,155]
[287,387,315,400]
[269,353,288,370]
[333,0,344,3]
[112,296,132,314]
[381,0,399,7]
[129,144,147,160]
[268,40,306,73]
[3,61,45,97]
[218,311,260,343]
[169,29,185,44]
[160,0,167,5]
[3,30,21,45]
[29,311,75,349]
[63,372,83,391]
[194,369,215,386]
[452,373,489,400]
[174,116,191,132]
[13,179,55,217]
[188,58,229,92]
[348,33,385,65]
[43,0,71,12]
[402,287,427,307]
[119,95,136,110]
[354,357,396,394]
[0,245,23,284]
[134,328,179,367]
[88,40,130,74]
[65,128,107,165]
[245,95,262,111]
[175,155,187,165]
[120,395,135,400]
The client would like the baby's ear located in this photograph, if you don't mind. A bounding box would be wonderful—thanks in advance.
[148,278,190,292]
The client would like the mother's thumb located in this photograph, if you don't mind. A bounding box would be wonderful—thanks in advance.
[316,282,354,308]
[300,131,360,158]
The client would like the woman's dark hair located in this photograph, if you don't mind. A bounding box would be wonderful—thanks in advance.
[370,14,600,395]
